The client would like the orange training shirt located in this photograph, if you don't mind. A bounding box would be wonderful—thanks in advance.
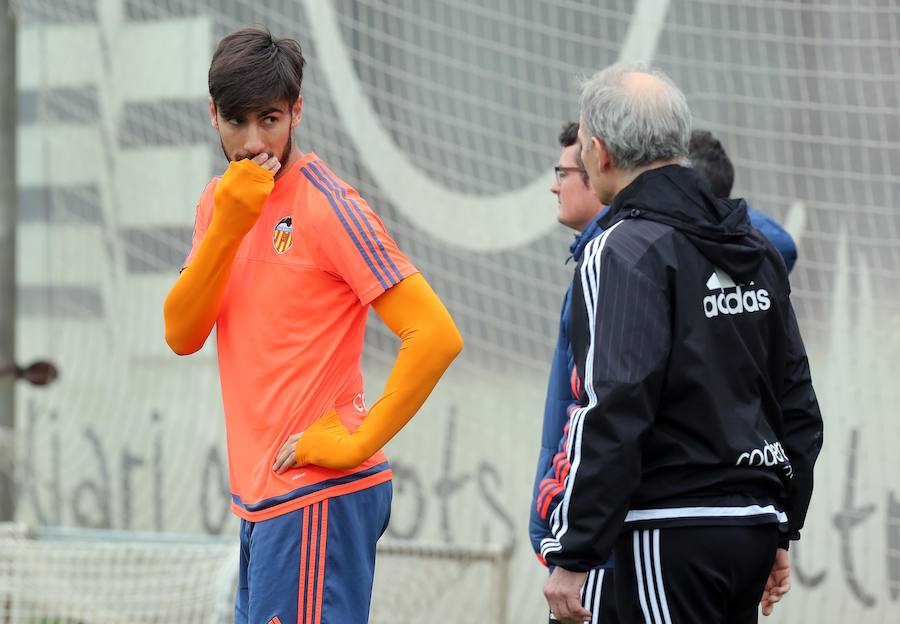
[185,153,417,522]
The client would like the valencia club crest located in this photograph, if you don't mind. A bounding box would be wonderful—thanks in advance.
[273,216,293,254]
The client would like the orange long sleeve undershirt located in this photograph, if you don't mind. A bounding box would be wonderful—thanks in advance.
[164,160,274,355]
[294,273,463,469]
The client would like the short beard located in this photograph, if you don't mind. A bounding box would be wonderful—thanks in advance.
[279,132,293,173]
[221,132,293,175]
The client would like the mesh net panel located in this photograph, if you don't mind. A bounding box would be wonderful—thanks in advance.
[0,524,237,623]
[370,543,512,624]
[0,526,511,624]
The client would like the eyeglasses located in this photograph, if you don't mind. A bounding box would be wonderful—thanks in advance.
[554,165,585,184]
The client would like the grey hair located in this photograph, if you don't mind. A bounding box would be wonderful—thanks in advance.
[579,62,692,170]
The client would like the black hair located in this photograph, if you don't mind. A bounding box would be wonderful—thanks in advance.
[558,121,580,149]
[558,122,590,186]
[688,130,735,198]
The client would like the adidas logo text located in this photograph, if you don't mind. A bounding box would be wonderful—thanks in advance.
[702,268,770,318]
[703,286,770,318]
[736,439,793,478]
[736,439,788,467]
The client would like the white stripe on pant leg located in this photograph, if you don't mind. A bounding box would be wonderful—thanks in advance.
[584,569,597,624]
[643,530,663,624]
[592,569,605,624]
[589,569,600,611]
[581,568,594,605]
[652,529,673,624]
[633,531,653,623]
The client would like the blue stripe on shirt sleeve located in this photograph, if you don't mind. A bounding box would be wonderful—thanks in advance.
[314,164,405,284]
[301,166,389,290]
[308,162,399,288]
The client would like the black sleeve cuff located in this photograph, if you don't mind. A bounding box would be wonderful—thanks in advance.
[544,551,606,573]
[778,528,800,550]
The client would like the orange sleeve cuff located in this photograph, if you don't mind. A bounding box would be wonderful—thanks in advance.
[295,273,463,469]
[163,161,274,354]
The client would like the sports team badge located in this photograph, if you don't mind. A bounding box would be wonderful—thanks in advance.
[272,216,293,254]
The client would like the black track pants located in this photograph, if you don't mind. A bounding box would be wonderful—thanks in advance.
[612,525,778,624]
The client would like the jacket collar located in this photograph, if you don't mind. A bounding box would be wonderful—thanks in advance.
[568,206,609,262]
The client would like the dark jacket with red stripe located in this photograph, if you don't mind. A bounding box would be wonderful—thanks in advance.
[541,165,823,572]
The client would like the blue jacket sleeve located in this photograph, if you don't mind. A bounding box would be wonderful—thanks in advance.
[748,206,797,273]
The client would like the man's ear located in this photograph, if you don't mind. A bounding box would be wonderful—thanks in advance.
[291,96,303,129]
[593,136,613,172]
[209,97,219,130]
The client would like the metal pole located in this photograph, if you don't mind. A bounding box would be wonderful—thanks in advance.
[0,0,17,521]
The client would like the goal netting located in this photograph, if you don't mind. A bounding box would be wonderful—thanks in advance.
[371,543,512,624]
[0,524,511,624]
[0,524,238,624]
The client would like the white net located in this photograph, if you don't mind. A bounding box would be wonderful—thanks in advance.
[9,0,900,622]
[370,542,512,624]
[0,524,237,623]
[0,526,510,624]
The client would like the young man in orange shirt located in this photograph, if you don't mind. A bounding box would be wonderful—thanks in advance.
[164,27,462,624]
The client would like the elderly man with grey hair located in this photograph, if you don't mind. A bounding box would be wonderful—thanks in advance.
[540,64,822,624]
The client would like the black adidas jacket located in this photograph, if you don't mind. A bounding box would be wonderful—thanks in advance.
[541,165,823,572]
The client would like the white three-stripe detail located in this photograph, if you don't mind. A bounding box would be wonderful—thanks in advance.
[644,530,663,623]
[633,530,673,624]
[540,220,625,560]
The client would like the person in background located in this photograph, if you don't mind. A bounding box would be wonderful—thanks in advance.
[530,122,616,624]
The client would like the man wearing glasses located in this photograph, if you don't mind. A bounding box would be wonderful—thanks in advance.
[541,64,821,624]
[530,122,617,624]
[530,123,802,624]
